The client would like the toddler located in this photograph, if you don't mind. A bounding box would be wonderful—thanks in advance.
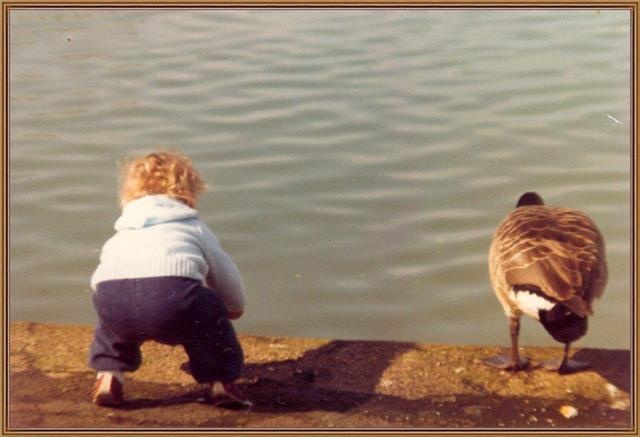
[88,150,251,408]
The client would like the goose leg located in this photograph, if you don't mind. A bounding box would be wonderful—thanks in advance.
[542,343,590,374]
[483,316,530,370]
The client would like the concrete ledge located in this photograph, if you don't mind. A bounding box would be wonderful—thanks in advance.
[8,321,632,430]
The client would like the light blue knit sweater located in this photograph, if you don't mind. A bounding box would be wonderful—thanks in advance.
[91,195,246,315]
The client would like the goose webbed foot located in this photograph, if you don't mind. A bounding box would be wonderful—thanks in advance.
[542,357,589,374]
[543,343,589,374]
[483,354,530,371]
[484,317,530,371]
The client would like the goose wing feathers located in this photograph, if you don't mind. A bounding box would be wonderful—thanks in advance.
[490,206,607,316]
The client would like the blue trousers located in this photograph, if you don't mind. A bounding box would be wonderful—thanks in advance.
[88,276,243,384]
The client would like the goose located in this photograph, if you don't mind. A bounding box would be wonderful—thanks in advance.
[483,192,607,374]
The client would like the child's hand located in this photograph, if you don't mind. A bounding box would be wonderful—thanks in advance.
[228,310,243,320]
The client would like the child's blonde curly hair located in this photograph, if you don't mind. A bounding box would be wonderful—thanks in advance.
[119,150,206,208]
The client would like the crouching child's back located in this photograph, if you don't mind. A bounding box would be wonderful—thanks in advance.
[88,150,251,408]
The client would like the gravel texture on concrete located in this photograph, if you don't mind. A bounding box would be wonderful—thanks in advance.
[7,321,632,431]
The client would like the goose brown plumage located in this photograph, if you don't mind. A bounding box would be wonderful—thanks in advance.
[484,191,607,374]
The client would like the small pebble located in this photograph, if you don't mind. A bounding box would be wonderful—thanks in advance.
[606,383,630,410]
[559,405,578,419]
[379,379,392,388]
[463,405,485,417]
[606,383,620,397]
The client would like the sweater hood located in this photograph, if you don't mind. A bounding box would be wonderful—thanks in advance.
[114,195,199,230]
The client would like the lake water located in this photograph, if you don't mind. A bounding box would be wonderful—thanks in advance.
[9,8,632,349]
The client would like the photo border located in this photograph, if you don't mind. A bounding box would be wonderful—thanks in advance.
[1,2,637,434]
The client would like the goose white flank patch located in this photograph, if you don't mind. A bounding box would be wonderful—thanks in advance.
[483,191,607,374]
[510,289,555,320]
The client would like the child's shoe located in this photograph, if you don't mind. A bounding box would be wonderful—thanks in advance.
[91,371,124,407]
[207,382,252,408]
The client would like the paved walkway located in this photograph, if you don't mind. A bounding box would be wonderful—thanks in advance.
[8,321,632,430]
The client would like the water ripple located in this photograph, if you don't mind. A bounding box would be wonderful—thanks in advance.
[9,9,631,348]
